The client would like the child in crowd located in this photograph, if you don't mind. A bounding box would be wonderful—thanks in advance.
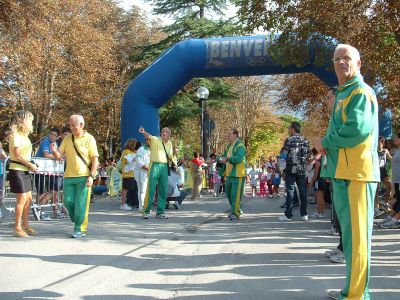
[213,166,221,197]
[273,168,281,197]
[306,153,316,203]
[259,166,267,198]
[248,165,258,197]
[266,167,273,198]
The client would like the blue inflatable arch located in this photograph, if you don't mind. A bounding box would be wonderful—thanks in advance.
[121,35,391,144]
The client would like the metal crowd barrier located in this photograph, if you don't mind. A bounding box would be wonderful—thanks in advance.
[0,156,66,224]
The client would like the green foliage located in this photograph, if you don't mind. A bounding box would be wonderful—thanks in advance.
[160,77,238,131]
[247,123,281,163]
[146,0,229,17]
[278,114,303,129]
[142,0,244,131]
[236,0,400,120]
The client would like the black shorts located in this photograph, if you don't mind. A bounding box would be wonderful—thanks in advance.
[380,167,388,181]
[315,178,327,191]
[8,169,32,193]
[34,174,60,194]
[122,177,137,190]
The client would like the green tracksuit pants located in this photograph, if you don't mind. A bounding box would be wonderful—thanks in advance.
[226,176,245,217]
[63,177,91,233]
[332,179,377,300]
[143,162,168,215]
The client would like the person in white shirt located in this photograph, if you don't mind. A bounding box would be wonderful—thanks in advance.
[167,164,188,209]
[134,138,151,212]
[248,165,258,197]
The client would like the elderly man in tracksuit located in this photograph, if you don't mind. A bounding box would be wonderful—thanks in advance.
[220,128,247,220]
[316,44,379,300]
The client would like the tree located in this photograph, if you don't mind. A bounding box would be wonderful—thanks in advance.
[236,0,400,127]
[138,0,245,148]
[0,0,161,159]
[204,76,292,163]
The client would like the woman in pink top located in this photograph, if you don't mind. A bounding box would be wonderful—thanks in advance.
[259,166,267,197]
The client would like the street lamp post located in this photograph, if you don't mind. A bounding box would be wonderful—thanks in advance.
[196,87,209,156]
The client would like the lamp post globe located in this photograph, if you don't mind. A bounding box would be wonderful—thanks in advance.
[197,87,209,99]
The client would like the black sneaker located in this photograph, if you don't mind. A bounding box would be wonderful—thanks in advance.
[173,201,180,209]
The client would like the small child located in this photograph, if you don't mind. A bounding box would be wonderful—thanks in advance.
[266,167,273,198]
[273,169,281,197]
[213,168,221,197]
[248,165,258,197]
[259,166,267,197]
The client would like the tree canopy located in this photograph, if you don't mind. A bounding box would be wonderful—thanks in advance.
[236,0,400,126]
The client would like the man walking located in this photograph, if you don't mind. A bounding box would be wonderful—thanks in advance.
[52,115,99,238]
[139,126,173,219]
[278,122,310,222]
[315,44,379,300]
[220,129,247,220]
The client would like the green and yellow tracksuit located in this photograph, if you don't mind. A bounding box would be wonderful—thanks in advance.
[60,132,99,234]
[222,138,247,217]
[143,135,173,215]
[321,75,379,300]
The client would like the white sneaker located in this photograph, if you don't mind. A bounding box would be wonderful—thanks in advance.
[269,194,273,198]
[120,204,132,211]
[327,226,339,236]
[330,250,345,263]
[379,215,393,225]
[301,215,308,221]
[311,212,327,219]
[278,215,292,222]
[325,248,340,258]
[40,211,52,221]
[328,290,342,300]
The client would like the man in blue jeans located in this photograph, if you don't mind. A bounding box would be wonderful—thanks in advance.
[279,122,310,222]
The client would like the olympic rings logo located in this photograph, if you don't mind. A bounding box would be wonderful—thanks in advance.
[246,57,267,66]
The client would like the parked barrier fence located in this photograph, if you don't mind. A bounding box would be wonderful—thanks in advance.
[0,156,66,224]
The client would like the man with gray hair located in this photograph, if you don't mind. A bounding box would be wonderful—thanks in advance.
[52,115,99,238]
[138,126,173,219]
[315,44,379,300]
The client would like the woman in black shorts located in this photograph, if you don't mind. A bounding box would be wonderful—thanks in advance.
[8,110,38,237]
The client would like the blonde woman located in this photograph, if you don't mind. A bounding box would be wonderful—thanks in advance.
[120,138,138,210]
[8,110,38,237]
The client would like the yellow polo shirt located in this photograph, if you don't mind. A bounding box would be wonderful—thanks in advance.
[149,135,172,163]
[121,149,135,178]
[59,131,99,178]
[9,131,32,171]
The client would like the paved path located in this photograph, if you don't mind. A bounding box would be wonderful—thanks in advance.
[0,192,399,299]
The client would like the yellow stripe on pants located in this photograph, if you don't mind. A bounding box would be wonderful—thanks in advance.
[347,181,368,299]
[234,177,243,216]
[80,187,92,233]
[143,162,153,211]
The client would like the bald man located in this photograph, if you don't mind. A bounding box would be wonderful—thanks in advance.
[52,115,99,238]
[315,44,379,300]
